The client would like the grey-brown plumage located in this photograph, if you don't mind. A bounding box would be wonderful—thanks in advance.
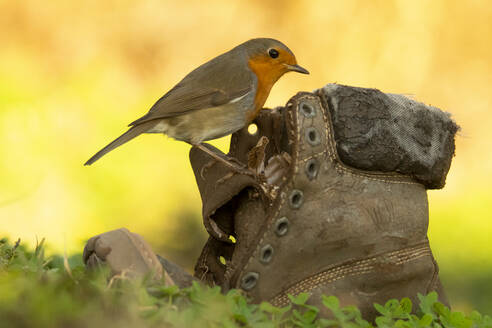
[84,121,157,166]
[84,38,308,166]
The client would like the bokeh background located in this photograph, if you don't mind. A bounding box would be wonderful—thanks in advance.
[1,0,491,314]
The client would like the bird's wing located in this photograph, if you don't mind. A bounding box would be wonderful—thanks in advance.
[129,53,254,126]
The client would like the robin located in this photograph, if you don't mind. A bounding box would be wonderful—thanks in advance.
[84,38,309,169]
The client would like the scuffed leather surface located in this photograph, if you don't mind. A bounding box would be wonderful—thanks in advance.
[157,255,197,288]
[318,84,459,189]
[83,228,168,282]
[190,143,261,242]
[189,90,450,320]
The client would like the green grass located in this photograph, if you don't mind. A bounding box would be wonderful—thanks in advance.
[0,238,490,328]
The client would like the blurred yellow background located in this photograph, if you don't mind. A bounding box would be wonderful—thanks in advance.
[0,0,491,314]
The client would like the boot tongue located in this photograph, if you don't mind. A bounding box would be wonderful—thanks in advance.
[188,107,293,242]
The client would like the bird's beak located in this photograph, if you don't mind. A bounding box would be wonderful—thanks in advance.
[286,64,309,74]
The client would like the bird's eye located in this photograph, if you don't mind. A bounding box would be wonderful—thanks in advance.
[268,48,279,59]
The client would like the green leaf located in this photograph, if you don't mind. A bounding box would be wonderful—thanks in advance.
[161,285,180,296]
[319,318,340,327]
[385,299,400,310]
[322,295,340,310]
[259,301,277,313]
[375,315,392,327]
[433,302,450,319]
[343,305,361,321]
[469,310,481,321]
[355,314,373,328]
[302,309,318,323]
[288,292,310,305]
[400,298,413,314]
[480,315,492,327]
[420,313,434,326]
[374,302,391,317]
[418,292,438,316]
[394,319,412,328]
[448,311,473,328]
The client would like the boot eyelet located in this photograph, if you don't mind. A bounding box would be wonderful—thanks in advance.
[275,217,289,236]
[260,244,274,264]
[305,127,321,146]
[218,255,227,266]
[247,123,258,135]
[305,159,319,180]
[300,102,316,118]
[241,272,259,290]
[289,189,304,209]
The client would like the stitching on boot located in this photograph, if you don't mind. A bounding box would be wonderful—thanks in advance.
[120,230,163,274]
[196,242,212,282]
[132,237,157,270]
[234,97,306,290]
[232,183,290,289]
[298,95,333,161]
[425,255,441,294]
[298,150,329,163]
[235,93,421,293]
[291,93,417,184]
[269,242,432,307]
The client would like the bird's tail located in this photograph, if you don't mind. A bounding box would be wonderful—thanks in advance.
[84,121,157,166]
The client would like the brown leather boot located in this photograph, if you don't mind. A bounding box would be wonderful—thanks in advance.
[83,228,177,285]
[190,85,454,320]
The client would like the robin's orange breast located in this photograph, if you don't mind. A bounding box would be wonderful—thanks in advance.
[247,56,288,122]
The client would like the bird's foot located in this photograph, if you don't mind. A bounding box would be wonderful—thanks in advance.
[195,143,254,179]
[200,160,216,180]
[224,155,247,168]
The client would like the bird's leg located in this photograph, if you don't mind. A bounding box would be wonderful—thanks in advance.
[223,154,247,167]
[200,160,216,180]
[194,143,252,175]
[194,143,245,171]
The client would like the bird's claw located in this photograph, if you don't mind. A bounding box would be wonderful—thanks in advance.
[225,155,247,168]
[216,172,236,186]
[200,160,216,180]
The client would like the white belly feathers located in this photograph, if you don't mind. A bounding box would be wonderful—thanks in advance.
[145,90,255,144]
